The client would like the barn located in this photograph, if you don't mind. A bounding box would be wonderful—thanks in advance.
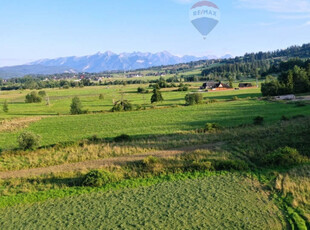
[238,83,253,88]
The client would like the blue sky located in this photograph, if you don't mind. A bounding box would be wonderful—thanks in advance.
[0,0,310,66]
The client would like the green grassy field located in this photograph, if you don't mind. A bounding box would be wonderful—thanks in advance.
[0,84,309,229]
[0,174,285,230]
[0,84,261,118]
[1,98,309,149]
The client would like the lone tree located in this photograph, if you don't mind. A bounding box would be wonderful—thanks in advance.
[70,97,83,115]
[151,89,164,104]
[3,100,8,113]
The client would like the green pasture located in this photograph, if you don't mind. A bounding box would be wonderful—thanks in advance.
[0,85,261,119]
[1,97,309,149]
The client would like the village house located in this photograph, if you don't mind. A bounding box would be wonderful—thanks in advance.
[201,81,231,90]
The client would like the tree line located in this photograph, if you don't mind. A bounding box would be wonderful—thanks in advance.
[261,59,310,96]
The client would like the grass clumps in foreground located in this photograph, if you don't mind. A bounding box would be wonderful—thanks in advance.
[82,170,121,187]
[274,165,310,225]
[0,174,285,230]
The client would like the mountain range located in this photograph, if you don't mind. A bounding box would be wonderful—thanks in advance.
[0,51,232,79]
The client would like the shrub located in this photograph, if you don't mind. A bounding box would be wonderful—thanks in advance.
[177,85,189,91]
[214,160,249,171]
[70,97,84,115]
[25,91,42,103]
[17,131,41,150]
[111,100,133,112]
[253,116,264,125]
[114,134,132,142]
[38,91,46,97]
[151,89,164,103]
[204,123,222,132]
[264,147,306,167]
[137,87,146,93]
[185,93,203,105]
[99,94,104,100]
[82,170,117,187]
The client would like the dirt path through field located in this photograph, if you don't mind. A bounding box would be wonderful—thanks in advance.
[0,143,220,179]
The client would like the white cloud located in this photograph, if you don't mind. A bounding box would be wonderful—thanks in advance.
[238,0,310,13]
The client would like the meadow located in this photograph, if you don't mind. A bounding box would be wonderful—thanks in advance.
[0,82,309,230]
[0,84,309,149]
[0,174,285,230]
[0,83,261,118]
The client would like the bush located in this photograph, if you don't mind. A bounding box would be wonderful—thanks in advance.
[38,91,46,97]
[70,97,84,115]
[25,91,42,103]
[253,116,264,125]
[185,93,203,105]
[82,170,117,187]
[204,123,222,132]
[99,94,104,100]
[17,131,41,150]
[114,134,132,142]
[151,89,164,103]
[214,160,249,171]
[137,87,147,93]
[177,85,189,91]
[263,147,306,167]
[111,100,133,112]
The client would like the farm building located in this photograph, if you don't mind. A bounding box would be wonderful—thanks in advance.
[201,81,231,90]
[239,83,253,88]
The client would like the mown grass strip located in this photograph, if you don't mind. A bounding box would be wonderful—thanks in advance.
[0,171,226,208]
